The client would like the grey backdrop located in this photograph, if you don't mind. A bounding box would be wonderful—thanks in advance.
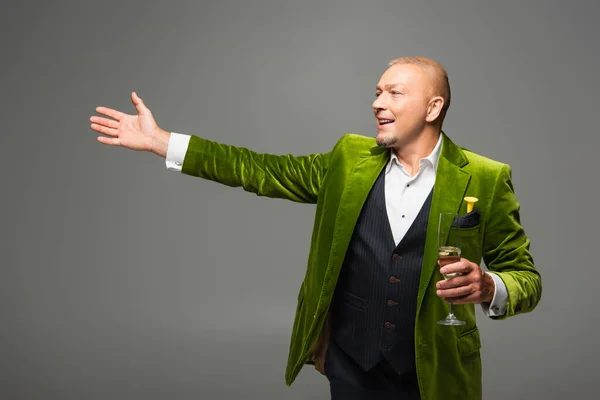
[1,0,598,399]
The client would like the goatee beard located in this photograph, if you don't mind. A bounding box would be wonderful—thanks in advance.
[376,135,397,148]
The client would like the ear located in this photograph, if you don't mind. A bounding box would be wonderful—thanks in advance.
[425,96,445,123]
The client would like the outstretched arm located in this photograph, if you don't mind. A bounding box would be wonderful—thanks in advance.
[90,93,331,204]
[181,135,330,203]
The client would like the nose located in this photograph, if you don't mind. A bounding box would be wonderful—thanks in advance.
[372,93,386,112]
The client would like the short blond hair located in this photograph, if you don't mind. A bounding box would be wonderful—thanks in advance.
[388,56,451,123]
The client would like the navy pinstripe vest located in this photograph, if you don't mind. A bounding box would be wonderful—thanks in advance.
[330,167,433,374]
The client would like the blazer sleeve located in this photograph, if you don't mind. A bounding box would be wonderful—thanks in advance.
[180,135,331,204]
[483,164,542,319]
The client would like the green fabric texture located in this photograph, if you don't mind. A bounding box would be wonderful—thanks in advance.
[181,132,541,400]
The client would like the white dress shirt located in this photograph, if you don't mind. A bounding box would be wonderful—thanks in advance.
[165,132,508,316]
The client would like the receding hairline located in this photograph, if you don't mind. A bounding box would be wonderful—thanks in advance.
[387,56,451,113]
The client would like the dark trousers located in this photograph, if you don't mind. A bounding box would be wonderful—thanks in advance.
[324,339,420,400]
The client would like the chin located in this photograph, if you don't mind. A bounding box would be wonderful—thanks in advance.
[376,133,397,148]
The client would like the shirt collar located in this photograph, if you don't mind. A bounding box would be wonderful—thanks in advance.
[386,134,443,175]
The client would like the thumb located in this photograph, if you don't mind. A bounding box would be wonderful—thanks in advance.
[131,91,150,115]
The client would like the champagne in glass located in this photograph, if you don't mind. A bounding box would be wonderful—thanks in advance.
[438,246,461,279]
[437,212,466,326]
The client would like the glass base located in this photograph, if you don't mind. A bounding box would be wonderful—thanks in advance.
[437,314,466,326]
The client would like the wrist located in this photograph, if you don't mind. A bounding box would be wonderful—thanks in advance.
[482,271,495,303]
[150,128,171,158]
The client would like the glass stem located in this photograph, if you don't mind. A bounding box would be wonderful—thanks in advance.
[449,301,453,317]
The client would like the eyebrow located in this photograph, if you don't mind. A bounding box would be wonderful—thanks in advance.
[376,84,402,91]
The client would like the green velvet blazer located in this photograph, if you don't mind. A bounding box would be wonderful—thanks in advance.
[180,132,541,400]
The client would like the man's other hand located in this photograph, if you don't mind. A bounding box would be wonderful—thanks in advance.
[435,258,495,304]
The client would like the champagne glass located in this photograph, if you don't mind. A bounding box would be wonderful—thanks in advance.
[437,212,466,326]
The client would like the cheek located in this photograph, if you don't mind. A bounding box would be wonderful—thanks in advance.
[391,102,416,117]
[402,103,428,123]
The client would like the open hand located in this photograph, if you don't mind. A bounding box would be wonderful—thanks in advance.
[90,92,170,157]
[436,258,495,304]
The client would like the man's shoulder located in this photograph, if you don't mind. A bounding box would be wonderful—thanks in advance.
[335,133,377,146]
[459,146,508,174]
[332,133,379,154]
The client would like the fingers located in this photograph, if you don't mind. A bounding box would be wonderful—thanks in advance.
[436,274,471,289]
[131,91,150,115]
[96,136,120,146]
[90,116,120,130]
[436,263,493,304]
[436,283,474,299]
[90,123,118,137]
[439,258,475,277]
[95,106,125,121]
[437,273,483,292]
[443,294,477,305]
[436,259,484,300]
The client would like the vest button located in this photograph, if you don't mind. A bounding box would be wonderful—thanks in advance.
[387,299,397,306]
[389,276,400,283]
[392,254,402,261]
[384,322,395,329]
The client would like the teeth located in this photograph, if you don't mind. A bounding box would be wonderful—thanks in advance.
[379,119,393,124]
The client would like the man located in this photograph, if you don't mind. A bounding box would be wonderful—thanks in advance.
[90,57,541,399]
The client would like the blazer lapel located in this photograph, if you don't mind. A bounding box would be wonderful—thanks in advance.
[417,134,471,310]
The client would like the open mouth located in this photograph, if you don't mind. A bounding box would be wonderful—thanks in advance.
[378,118,394,126]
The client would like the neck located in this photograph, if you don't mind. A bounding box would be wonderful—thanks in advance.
[392,128,441,176]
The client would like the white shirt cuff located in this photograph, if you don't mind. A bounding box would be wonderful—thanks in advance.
[480,272,508,317]
[165,132,191,171]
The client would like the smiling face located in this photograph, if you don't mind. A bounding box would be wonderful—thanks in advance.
[373,62,445,149]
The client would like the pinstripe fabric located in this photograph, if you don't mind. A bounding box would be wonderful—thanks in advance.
[330,167,433,375]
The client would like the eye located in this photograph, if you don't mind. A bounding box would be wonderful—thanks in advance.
[391,90,402,95]
[375,92,381,98]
